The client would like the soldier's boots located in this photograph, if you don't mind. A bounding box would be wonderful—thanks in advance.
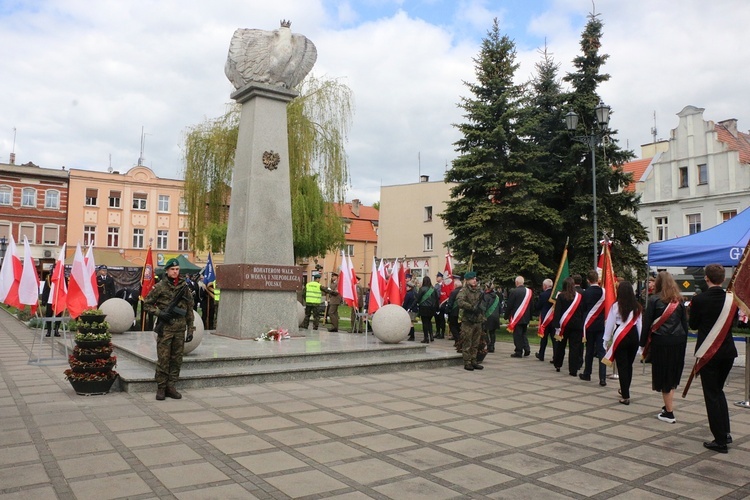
[464,364,474,371]
[471,362,484,370]
[156,387,166,400]
[166,387,182,399]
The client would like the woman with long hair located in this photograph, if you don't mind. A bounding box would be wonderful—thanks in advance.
[551,277,584,376]
[603,281,643,405]
[416,276,438,343]
[642,271,688,423]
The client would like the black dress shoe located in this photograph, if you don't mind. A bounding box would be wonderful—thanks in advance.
[727,434,733,444]
[45,333,51,337]
[535,352,544,361]
[54,332,61,337]
[703,441,728,453]
[488,346,495,353]
[579,374,591,381]
[464,365,474,371]
[599,379,607,386]
[420,339,429,344]
[510,353,522,358]
[524,351,530,357]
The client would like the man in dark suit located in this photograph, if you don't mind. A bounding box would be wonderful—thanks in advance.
[535,278,554,361]
[505,276,532,357]
[97,265,116,306]
[580,270,607,385]
[689,263,737,453]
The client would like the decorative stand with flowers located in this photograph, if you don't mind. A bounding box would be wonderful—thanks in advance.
[64,309,119,395]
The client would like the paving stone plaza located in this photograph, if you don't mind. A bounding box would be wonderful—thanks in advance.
[1,312,749,499]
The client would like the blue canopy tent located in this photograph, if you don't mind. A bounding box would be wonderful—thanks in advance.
[648,206,750,267]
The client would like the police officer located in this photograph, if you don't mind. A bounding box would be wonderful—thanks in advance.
[302,272,334,330]
[96,265,116,306]
[144,258,195,401]
[457,271,485,371]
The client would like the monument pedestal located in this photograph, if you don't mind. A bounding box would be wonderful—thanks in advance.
[216,83,301,340]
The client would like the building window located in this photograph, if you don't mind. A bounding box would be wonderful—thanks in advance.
[83,225,96,246]
[21,188,36,207]
[0,222,10,241]
[107,227,120,247]
[345,244,354,256]
[178,231,189,251]
[109,190,121,208]
[45,190,60,209]
[697,164,708,185]
[156,230,168,250]
[655,217,668,241]
[721,210,737,222]
[0,186,11,205]
[132,228,144,248]
[43,225,58,245]
[158,195,170,212]
[343,223,350,234]
[424,206,433,222]
[85,188,98,206]
[19,223,35,244]
[178,197,188,214]
[687,214,702,235]
[132,193,147,210]
[678,167,688,188]
[424,234,433,251]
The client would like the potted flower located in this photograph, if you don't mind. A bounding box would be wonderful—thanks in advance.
[65,312,118,395]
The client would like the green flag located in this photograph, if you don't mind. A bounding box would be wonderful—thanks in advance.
[549,242,569,304]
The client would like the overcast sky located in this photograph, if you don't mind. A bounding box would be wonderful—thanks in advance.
[1,0,748,205]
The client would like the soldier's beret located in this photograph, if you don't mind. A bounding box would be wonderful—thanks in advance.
[164,258,180,269]
[464,271,477,279]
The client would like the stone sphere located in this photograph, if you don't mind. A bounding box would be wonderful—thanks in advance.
[297,301,306,326]
[184,310,205,355]
[99,298,135,334]
[371,304,411,344]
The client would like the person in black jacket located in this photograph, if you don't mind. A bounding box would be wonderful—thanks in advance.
[642,271,688,424]
[551,277,584,375]
[416,276,438,343]
[482,283,501,353]
[689,264,737,453]
[505,276,532,357]
[96,265,116,306]
[41,264,62,337]
[445,277,463,345]
[581,270,607,385]
[535,278,554,362]
[403,283,418,341]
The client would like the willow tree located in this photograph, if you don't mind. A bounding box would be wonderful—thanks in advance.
[182,75,353,258]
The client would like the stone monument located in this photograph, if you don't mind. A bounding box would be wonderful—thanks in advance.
[215,21,317,339]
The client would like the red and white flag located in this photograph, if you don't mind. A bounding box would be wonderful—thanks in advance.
[385,258,401,306]
[439,251,454,306]
[368,256,383,314]
[140,246,156,300]
[0,235,22,308]
[347,253,359,309]
[338,251,356,308]
[67,243,97,318]
[50,244,68,315]
[84,244,99,306]
[18,236,40,314]
[600,240,617,322]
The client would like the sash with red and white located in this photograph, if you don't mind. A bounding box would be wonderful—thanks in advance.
[641,300,679,360]
[553,293,582,341]
[602,310,639,366]
[507,288,532,333]
[537,306,554,338]
[583,288,604,335]
[694,292,738,373]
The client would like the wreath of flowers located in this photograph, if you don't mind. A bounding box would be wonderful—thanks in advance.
[64,370,118,382]
[68,355,117,368]
[255,328,290,341]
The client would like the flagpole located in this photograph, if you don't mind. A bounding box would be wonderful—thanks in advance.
[682,241,749,398]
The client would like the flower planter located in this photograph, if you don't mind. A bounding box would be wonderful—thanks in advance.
[77,326,108,335]
[73,347,113,361]
[68,377,117,395]
[78,314,106,324]
[75,340,111,349]
[72,365,114,374]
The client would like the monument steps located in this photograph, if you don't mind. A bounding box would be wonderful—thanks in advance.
[110,330,463,393]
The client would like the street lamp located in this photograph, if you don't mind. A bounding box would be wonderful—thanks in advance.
[0,236,7,267]
[565,101,611,269]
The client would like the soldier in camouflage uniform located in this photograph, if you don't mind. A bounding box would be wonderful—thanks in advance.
[457,271,485,371]
[144,258,195,401]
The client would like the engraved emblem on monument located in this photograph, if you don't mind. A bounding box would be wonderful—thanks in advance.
[262,150,281,171]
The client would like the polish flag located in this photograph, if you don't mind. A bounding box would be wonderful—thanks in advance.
[385,258,401,306]
[0,235,22,308]
[67,243,97,318]
[18,236,40,314]
[600,241,617,321]
[368,256,383,314]
[439,251,455,306]
[338,251,356,308]
[50,243,68,315]
[347,253,359,309]
[398,262,407,302]
[84,244,99,306]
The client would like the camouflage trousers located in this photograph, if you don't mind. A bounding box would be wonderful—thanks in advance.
[155,328,185,389]
[302,304,321,329]
[461,321,483,364]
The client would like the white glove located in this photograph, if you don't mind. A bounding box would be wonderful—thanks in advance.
[637,346,643,357]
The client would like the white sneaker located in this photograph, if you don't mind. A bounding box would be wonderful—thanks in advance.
[657,411,676,423]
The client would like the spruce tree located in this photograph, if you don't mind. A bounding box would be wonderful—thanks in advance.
[442,20,561,286]
[562,12,647,278]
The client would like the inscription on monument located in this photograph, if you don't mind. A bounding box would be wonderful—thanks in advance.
[216,263,303,291]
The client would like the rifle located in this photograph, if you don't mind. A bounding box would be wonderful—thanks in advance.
[154,285,188,336]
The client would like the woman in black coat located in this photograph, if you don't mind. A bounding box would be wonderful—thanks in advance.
[551,277,584,376]
[416,276,438,343]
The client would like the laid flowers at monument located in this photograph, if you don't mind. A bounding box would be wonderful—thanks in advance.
[64,309,119,395]
[255,328,290,341]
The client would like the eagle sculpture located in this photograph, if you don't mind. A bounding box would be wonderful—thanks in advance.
[225,20,317,90]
